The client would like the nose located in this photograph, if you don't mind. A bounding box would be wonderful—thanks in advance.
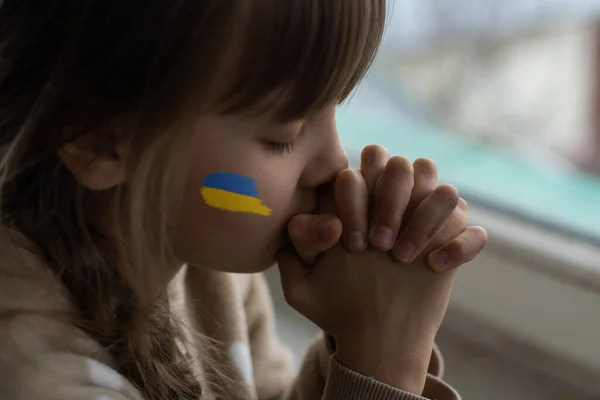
[299,115,348,189]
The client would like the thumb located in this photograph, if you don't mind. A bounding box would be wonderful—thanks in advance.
[276,246,312,312]
[288,213,342,265]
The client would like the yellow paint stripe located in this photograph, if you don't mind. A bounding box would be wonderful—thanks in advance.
[200,187,272,216]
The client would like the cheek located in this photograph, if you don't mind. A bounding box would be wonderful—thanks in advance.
[170,123,302,271]
[171,168,297,271]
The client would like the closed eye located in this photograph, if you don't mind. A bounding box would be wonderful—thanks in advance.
[266,141,296,155]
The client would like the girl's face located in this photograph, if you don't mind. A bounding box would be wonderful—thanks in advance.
[172,106,348,273]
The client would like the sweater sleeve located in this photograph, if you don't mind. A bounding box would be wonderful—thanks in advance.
[245,274,461,400]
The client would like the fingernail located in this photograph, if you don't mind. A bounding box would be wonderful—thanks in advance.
[430,251,449,271]
[372,226,394,249]
[345,231,366,252]
[393,240,415,262]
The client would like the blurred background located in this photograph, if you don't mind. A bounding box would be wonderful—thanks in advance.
[267,1,600,399]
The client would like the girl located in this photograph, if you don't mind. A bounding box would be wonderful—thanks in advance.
[0,1,486,399]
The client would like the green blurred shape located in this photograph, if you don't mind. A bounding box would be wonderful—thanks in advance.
[337,108,600,239]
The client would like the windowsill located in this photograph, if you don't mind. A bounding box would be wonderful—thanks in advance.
[468,202,600,293]
[443,202,600,393]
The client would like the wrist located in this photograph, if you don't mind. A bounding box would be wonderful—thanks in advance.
[335,333,435,395]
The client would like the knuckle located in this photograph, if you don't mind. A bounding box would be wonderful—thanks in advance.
[380,157,415,194]
[429,186,460,218]
[335,169,367,210]
[436,214,466,245]
[472,226,489,248]
[386,156,414,176]
[447,240,471,263]
[413,158,438,178]
[458,197,469,212]
[453,229,487,263]
[348,168,365,182]
[433,184,460,204]
[335,168,355,187]
[375,157,414,202]
[335,169,363,193]
[361,144,389,166]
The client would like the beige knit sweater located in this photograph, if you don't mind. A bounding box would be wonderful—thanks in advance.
[0,227,460,400]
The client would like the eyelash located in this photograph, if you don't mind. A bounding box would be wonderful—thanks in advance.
[267,141,296,155]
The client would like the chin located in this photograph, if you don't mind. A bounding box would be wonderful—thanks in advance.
[246,256,277,273]
[246,263,276,274]
[218,263,274,274]
[214,254,276,274]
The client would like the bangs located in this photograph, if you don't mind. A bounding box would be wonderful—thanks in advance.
[215,0,387,120]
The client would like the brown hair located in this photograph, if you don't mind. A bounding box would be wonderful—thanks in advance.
[0,0,387,398]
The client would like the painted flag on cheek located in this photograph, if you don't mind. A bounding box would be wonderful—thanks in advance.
[200,172,272,216]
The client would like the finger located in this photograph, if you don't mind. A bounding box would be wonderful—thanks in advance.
[276,246,311,311]
[369,156,414,251]
[360,145,390,199]
[403,158,438,220]
[288,214,343,264]
[392,185,460,263]
[335,169,369,253]
[428,197,469,247]
[427,226,488,272]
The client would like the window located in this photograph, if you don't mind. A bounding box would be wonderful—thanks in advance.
[331,1,600,397]
[342,0,600,242]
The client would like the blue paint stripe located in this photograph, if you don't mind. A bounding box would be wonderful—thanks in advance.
[202,172,258,197]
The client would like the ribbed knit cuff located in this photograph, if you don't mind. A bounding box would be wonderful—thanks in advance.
[323,356,429,400]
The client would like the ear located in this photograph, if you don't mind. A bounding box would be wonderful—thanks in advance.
[57,134,128,191]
